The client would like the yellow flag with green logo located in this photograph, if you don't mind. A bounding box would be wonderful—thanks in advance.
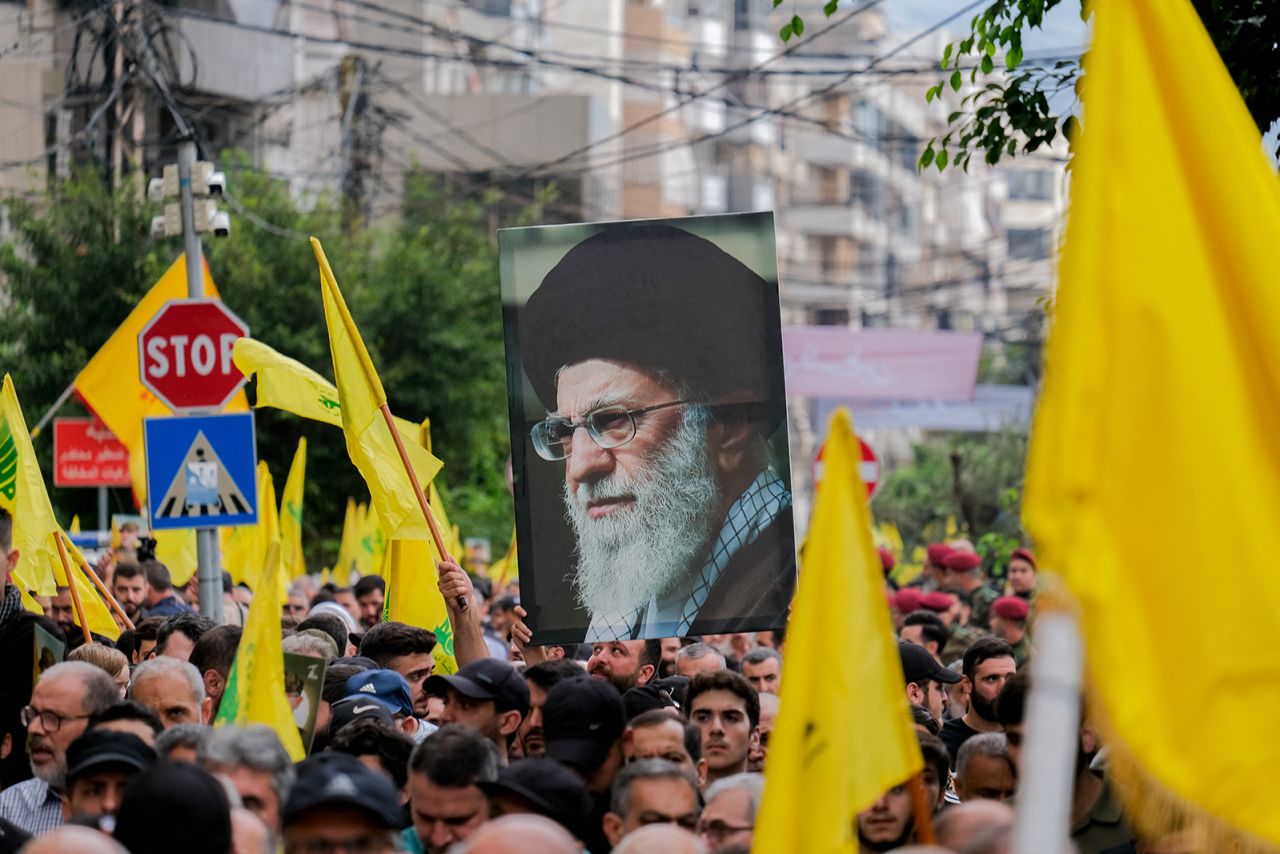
[755,408,920,853]
[312,238,442,542]
[280,438,308,580]
[0,375,60,594]
[214,536,306,761]
[1022,0,1280,846]
[385,539,458,675]
[335,498,359,583]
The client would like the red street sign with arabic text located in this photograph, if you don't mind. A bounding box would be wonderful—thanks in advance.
[53,418,131,487]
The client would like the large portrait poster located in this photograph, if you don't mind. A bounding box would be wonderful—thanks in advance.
[498,212,796,644]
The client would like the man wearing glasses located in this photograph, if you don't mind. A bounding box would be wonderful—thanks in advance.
[0,661,119,834]
[519,223,795,642]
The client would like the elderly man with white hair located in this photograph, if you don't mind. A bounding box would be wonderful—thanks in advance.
[0,662,118,835]
[127,656,210,729]
[697,772,762,851]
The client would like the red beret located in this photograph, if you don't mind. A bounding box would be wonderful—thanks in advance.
[1010,548,1037,568]
[921,592,956,613]
[894,589,924,614]
[925,543,952,565]
[993,595,1029,621]
[878,547,896,572]
[943,550,982,572]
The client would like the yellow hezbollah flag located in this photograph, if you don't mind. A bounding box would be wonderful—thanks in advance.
[312,238,442,542]
[385,539,458,676]
[214,538,306,761]
[755,409,920,853]
[154,529,198,587]
[489,529,518,590]
[357,502,387,578]
[1022,0,1280,847]
[419,420,462,565]
[280,438,308,579]
[53,532,119,641]
[232,337,422,443]
[335,498,360,582]
[0,375,60,593]
[73,255,247,503]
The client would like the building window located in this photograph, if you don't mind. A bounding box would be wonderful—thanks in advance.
[1007,228,1051,260]
[1007,169,1055,201]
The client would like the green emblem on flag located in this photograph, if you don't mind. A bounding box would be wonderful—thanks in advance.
[0,414,17,502]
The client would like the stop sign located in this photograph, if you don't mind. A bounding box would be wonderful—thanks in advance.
[813,436,881,499]
[138,299,249,411]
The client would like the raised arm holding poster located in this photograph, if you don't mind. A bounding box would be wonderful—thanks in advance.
[498,212,796,644]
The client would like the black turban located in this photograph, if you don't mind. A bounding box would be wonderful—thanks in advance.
[519,224,785,426]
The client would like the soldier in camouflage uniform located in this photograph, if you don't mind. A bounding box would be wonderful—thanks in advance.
[940,550,1000,632]
[990,596,1033,668]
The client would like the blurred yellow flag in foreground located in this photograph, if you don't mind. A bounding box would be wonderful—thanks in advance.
[754,409,919,853]
[1023,0,1280,846]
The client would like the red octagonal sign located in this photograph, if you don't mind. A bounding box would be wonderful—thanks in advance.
[138,298,250,411]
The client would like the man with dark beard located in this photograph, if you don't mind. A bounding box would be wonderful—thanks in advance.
[940,637,1017,767]
[854,778,916,852]
[519,223,795,642]
[587,639,661,694]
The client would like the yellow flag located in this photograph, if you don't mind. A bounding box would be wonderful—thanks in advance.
[154,529,198,587]
[0,375,60,593]
[489,529,518,590]
[280,438,308,579]
[214,537,306,761]
[53,533,119,641]
[1022,1,1280,846]
[11,570,43,614]
[69,516,80,534]
[312,238,442,542]
[385,539,458,675]
[73,255,248,503]
[357,502,387,578]
[232,338,342,428]
[755,409,920,852]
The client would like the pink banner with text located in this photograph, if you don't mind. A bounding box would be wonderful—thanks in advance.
[782,326,982,401]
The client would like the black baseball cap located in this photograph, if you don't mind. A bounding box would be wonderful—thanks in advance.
[284,753,403,829]
[114,761,231,854]
[543,677,625,771]
[425,659,531,717]
[329,695,397,735]
[66,730,156,785]
[899,641,962,686]
[478,758,591,840]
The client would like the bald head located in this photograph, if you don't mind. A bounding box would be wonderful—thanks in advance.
[456,815,579,854]
[612,824,707,854]
[20,826,130,854]
[935,799,1015,852]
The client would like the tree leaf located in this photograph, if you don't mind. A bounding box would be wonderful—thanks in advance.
[779,21,793,41]
[918,145,936,170]
[1007,45,1024,68]
[823,0,838,15]
[941,43,954,69]
[947,111,963,124]
[773,0,785,7]
[791,14,804,36]
[950,70,963,91]
[981,54,994,75]
[936,149,949,170]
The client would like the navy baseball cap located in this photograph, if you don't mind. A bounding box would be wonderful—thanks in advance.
[344,669,413,717]
[284,753,402,829]
[66,730,156,785]
[424,658,530,716]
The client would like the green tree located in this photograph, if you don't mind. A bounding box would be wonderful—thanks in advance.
[874,431,1028,570]
[788,2,1280,169]
[1,160,528,567]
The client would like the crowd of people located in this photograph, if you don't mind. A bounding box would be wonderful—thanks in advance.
[0,506,1139,853]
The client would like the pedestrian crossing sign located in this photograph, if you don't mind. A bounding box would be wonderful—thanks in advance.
[144,412,258,529]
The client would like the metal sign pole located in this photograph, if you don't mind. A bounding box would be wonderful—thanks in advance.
[179,138,223,623]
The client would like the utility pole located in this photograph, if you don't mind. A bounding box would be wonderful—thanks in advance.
[178,138,223,623]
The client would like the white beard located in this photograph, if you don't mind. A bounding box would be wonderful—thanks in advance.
[564,407,722,619]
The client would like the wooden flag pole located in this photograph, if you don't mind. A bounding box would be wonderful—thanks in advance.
[53,532,93,645]
[908,772,936,844]
[62,532,134,631]
[379,405,468,612]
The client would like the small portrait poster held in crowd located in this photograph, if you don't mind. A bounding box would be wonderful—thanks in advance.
[498,212,796,644]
